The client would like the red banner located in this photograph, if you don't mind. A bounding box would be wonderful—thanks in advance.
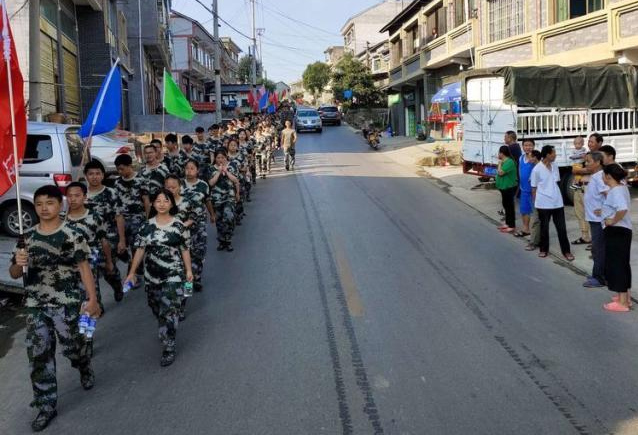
[0,2,27,196]
[191,101,216,112]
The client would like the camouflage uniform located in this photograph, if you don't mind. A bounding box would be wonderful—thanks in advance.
[135,218,190,352]
[113,174,149,255]
[163,150,189,178]
[64,210,108,312]
[209,165,237,243]
[139,162,170,197]
[87,186,123,294]
[183,179,210,289]
[12,224,92,413]
[229,152,247,224]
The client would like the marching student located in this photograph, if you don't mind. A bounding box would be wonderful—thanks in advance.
[125,189,193,367]
[84,159,126,301]
[140,143,170,198]
[209,149,240,252]
[163,133,187,178]
[9,186,100,432]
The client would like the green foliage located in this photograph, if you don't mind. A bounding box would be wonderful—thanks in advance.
[331,53,384,108]
[237,55,262,84]
[257,77,276,92]
[302,62,331,98]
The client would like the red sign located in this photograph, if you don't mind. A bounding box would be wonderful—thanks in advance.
[191,101,216,112]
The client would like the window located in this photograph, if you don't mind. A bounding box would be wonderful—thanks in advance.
[40,0,57,25]
[426,6,447,42]
[488,0,525,43]
[65,132,85,167]
[554,0,604,23]
[23,136,53,163]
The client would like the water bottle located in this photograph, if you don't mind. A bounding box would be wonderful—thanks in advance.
[183,281,193,298]
[85,317,97,340]
[122,280,134,294]
[78,313,89,335]
[89,249,99,269]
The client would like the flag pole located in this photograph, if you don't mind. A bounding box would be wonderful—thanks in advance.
[3,0,26,277]
[80,58,121,170]
[161,69,166,142]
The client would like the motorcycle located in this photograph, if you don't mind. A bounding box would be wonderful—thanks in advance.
[362,127,381,150]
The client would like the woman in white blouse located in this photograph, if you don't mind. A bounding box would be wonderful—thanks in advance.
[598,164,633,312]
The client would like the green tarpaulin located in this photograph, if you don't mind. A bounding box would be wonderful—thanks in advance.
[461,65,638,109]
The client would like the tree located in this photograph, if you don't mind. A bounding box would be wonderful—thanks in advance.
[257,77,276,92]
[302,62,331,101]
[237,55,262,84]
[331,53,383,108]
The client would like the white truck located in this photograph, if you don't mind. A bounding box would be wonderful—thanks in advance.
[461,65,638,201]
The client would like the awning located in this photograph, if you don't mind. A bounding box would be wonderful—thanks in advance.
[431,82,461,104]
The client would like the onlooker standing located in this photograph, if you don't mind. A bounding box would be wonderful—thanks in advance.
[525,150,542,250]
[531,145,574,261]
[599,164,632,312]
[504,131,522,163]
[570,137,591,245]
[583,152,607,288]
[516,139,535,237]
[496,146,518,233]
[599,144,617,166]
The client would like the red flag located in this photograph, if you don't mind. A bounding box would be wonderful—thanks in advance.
[247,89,255,107]
[0,1,27,196]
[281,89,287,100]
[273,91,279,109]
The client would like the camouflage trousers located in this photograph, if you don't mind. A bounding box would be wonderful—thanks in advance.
[97,238,123,296]
[190,220,208,287]
[285,148,296,168]
[25,305,90,412]
[145,283,183,350]
[124,215,146,275]
[259,151,271,173]
[214,201,236,243]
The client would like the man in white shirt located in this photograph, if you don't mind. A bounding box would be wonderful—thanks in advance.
[583,151,607,287]
[531,145,574,260]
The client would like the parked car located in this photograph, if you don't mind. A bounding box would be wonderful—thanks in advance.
[89,131,137,178]
[318,105,341,126]
[0,122,85,236]
[295,109,322,133]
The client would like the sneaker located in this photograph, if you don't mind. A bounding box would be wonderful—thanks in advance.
[226,243,234,252]
[179,311,186,322]
[160,349,176,367]
[31,409,57,432]
[113,287,124,302]
[583,277,604,288]
[569,184,579,190]
[217,242,225,251]
[79,365,95,390]
[285,165,289,171]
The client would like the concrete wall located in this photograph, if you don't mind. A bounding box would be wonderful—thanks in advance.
[172,37,190,70]
[343,0,405,54]
[131,113,217,134]
[6,0,30,104]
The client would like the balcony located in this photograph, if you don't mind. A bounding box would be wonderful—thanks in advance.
[191,59,214,82]
[144,24,171,69]
[421,19,478,69]
[476,1,638,69]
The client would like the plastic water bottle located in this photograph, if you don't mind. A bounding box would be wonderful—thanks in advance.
[89,249,99,268]
[122,280,134,294]
[183,281,193,298]
[78,313,89,335]
[85,317,97,340]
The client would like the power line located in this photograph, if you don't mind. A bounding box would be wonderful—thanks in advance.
[260,1,341,36]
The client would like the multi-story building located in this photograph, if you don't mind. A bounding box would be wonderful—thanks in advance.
[341,0,407,55]
[382,0,638,137]
[381,0,481,136]
[8,0,103,123]
[220,37,241,84]
[170,10,215,109]
[76,0,131,130]
[324,46,346,66]
[123,0,172,122]
[356,40,391,88]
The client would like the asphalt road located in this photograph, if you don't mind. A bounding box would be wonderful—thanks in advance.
[2,126,638,434]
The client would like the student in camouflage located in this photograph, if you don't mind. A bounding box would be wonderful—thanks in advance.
[238,129,255,199]
[207,124,223,161]
[64,182,113,313]
[114,154,150,276]
[209,149,240,252]
[228,138,247,225]
[84,160,126,302]
[163,133,188,178]
[183,159,215,292]
[140,144,170,197]
[9,186,101,432]
[125,189,193,367]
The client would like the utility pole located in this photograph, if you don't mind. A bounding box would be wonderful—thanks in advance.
[251,0,257,88]
[212,0,222,123]
[256,28,265,78]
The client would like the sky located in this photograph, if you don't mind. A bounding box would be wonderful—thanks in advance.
[171,0,387,85]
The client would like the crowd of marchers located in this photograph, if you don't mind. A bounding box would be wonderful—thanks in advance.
[8,111,299,432]
[495,132,632,312]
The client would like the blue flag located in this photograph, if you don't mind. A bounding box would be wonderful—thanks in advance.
[259,91,269,111]
[267,104,276,114]
[80,60,122,138]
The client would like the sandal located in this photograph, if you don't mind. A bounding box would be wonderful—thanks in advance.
[603,301,630,312]
[500,227,514,233]
[538,252,548,258]
[563,253,575,262]
[585,244,592,251]
[514,231,531,237]
[571,237,591,245]
[525,244,537,251]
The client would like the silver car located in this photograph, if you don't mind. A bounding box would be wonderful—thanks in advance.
[0,122,85,236]
[295,109,323,133]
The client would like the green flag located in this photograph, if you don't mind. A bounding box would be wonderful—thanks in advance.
[163,69,195,120]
